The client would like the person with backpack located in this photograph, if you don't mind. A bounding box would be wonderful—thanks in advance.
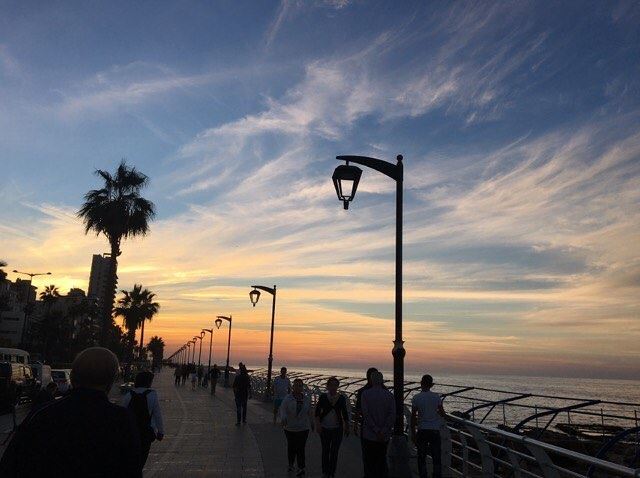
[0,347,141,477]
[121,371,165,470]
[315,377,350,478]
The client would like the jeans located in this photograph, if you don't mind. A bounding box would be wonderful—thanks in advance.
[320,427,343,476]
[416,429,441,478]
[174,375,180,386]
[284,429,309,469]
[362,438,388,478]
[235,396,247,423]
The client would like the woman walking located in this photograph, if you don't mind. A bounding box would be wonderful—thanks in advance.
[315,377,350,478]
[280,378,313,477]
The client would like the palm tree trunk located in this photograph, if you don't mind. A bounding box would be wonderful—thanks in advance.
[139,320,145,360]
[100,243,119,345]
[128,329,136,364]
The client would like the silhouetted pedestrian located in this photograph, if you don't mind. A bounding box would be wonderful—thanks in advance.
[354,366,378,475]
[197,365,203,386]
[0,347,141,477]
[315,377,350,478]
[411,374,445,478]
[189,368,197,390]
[181,364,188,385]
[122,371,165,470]
[210,364,220,395]
[361,371,394,478]
[272,366,291,424]
[232,363,251,425]
[280,378,313,477]
[174,366,181,386]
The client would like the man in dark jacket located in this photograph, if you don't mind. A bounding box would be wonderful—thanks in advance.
[232,363,251,425]
[0,347,142,477]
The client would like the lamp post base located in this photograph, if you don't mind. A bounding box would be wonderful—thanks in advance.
[388,434,412,478]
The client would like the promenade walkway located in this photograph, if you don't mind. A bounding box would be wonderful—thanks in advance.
[0,369,381,477]
[145,368,365,477]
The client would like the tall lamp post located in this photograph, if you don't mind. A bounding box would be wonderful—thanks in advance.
[13,269,52,346]
[249,285,277,399]
[332,154,410,477]
[215,315,232,387]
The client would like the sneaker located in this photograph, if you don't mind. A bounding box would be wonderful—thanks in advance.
[296,469,305,477]
[287,465,294,473]
[235,422,240,426]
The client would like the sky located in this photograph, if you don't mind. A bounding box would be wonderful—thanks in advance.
[1,1,639,379]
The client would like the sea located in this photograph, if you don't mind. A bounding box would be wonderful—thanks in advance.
[248,365,640,429]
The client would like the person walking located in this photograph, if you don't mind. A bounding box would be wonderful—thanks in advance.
[361,371,394,478]
[122,371,165,470]
[411,374,445,478]
[232,363,251,425]
[280,378,313,477]
[197,365,203,387]
[181,363,188,386]
[209,364,220,395]
[174,365,181,386]
[0,347,141,477]
[315,377,350,478]
[272,366,291,424]
[189,366,197,390]
[354,366,378,475]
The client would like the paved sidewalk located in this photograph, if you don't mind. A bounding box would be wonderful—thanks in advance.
[146,369,365,477]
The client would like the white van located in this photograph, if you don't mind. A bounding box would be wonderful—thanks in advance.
[0,347,30,364]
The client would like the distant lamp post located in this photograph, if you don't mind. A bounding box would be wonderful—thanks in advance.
[192,334,202,369]
[249,285,277,399]
[186,342,192,364]
[202,328,214,373]
[215,315,233,386]
[332,154,410,477]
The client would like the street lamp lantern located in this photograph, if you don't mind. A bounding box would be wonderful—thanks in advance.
[215,318,223,329]
[249,288,261,307]
[332,163,363,209]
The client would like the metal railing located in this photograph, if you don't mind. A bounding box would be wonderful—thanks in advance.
[248,368,640,477]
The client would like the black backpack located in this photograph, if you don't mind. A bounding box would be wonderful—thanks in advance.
[128,389,156,443]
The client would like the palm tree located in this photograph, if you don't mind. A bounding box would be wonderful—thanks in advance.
[78,161,155,345]
[39,285,61,306]
[114,284,159,361]
[147,336,165,367]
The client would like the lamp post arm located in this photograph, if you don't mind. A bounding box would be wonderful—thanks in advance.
[251,285,276,296]
[336,155,402,181]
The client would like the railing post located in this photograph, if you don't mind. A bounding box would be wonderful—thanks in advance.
[525,442,560,478]
[466,426,494,478]
[440,424,453,477]
[459,431,469,477]
[506,449,522,478]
